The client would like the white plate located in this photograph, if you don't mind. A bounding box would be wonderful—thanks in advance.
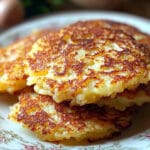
[0,11,150,150]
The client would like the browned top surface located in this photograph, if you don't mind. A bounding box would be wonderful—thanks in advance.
[15,87,133,134]
[4,29,51,61]
[0,29,50,93]
[26,20,150,104]
[28,20,150,75]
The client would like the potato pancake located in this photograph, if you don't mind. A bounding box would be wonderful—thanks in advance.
[0,30,49,93]
[9,87,133,142]
[25,20,150,105]
[98,82,150,110]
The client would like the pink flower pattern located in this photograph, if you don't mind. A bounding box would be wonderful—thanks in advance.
[23,144,39,150]
[0,136,5,143]
[146,134,150,139]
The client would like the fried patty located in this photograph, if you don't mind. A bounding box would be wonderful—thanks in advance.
[71,20,150,46]
[98,82,150,110]
[8,87,133,142]
[25,20,150,105]
[0,30,49,93]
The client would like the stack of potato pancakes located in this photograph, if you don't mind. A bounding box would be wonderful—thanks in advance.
[2,20,149,142]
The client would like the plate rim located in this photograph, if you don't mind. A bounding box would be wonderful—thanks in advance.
[1,10,150,37]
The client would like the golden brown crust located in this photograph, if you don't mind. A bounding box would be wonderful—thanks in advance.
[71,20,150,46]
[98,82,150,110]
[26,20,150,105]
[117,82,150,98]
[0,29,50,93]
[9,87,133,141]
[17,88,130,129]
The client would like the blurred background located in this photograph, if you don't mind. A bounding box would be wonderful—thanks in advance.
[0,0,150,30]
